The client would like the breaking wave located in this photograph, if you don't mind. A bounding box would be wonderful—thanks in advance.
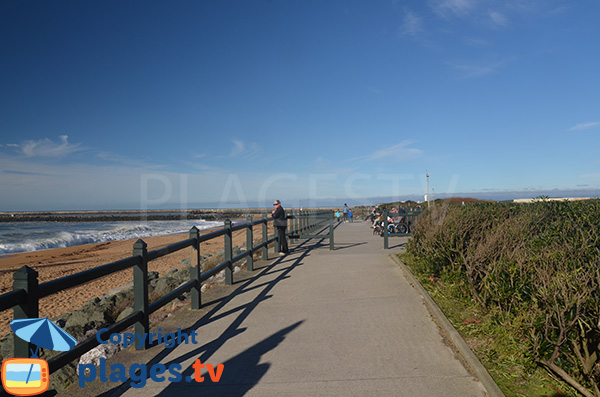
[0,220,222,256]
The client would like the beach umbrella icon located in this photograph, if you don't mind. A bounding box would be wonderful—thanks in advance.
[10,317,77,357]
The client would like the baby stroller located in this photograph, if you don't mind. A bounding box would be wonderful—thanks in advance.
[382,216,410,235]
[389,216,409,234]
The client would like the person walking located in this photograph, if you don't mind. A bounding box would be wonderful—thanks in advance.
[342,203,349,222]
[348,208,353,222]
[271,200,289,255]
[336,210,341,223]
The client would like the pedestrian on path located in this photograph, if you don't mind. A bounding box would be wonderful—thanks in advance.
[336,210,341,223]
[272,200,289,255]
[342,203,349,222]
[348,208,353,222]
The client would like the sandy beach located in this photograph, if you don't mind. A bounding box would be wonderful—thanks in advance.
[0,224,274,339]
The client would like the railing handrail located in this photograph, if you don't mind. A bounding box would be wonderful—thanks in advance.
[37,256,142,299]
[382,208,422,249]
[0,208,334,379]
[0,289,27,313]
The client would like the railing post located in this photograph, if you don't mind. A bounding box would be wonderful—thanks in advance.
[383,209,389,249]
[262,214,268,260]
[133,239,149,350]
[291,210,297,243]
[189,227,201,310]
[13,266,39,358]
[288,210,293,243]
[225,219,233,285]
[246,215,254,271]
[329,211,334,250]
[304,210,308,232]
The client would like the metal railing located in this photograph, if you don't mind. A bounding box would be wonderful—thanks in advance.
[382,209,422,249]
[0,209,333,376]
[288,209,335,250]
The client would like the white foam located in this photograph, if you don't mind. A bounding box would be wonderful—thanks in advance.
[0,220,222,255]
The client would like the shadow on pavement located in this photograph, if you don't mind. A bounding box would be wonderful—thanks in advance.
[157,321,303,396]
[99,236,322,396]
[387,241,406,250]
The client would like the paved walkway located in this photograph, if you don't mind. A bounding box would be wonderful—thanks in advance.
[90,221,486,396]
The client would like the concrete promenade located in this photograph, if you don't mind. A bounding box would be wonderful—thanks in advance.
[83,221,487,396]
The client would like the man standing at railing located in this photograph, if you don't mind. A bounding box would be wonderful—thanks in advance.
[272,200,289,256]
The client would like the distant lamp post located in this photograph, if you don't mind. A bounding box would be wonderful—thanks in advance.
[426,171,430,210]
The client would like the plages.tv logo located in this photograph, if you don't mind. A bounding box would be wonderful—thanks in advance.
[1,317,77,396]
[79,328,225,388]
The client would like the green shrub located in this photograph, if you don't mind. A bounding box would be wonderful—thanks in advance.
[407,199,600,396]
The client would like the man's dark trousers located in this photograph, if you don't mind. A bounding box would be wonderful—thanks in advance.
[277,226,289,253]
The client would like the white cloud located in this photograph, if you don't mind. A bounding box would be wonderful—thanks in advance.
[230,139,262,160]
[446,56,515,78]
[400,10,423,37]
[311,157,357,176]
[489,11,508,27]
[567,122,600,132]
[547,5,569,15]
[96,152,166,170]
[186,162,215,171]
[463,37,490,48]
[19,135,83,158]
[349,141,424,162]
[429,0,477,19]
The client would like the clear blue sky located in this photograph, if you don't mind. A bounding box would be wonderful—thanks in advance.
[1,0,599,210]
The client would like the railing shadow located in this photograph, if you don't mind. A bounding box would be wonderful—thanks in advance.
[387,241,406,250]
[327,242,367,251]
[157,321,303,396]
[99,237,321,396]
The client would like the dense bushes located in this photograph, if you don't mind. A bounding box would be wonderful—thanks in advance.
[406,199,600,396]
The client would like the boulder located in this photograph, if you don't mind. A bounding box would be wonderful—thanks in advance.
[116,306,135,323]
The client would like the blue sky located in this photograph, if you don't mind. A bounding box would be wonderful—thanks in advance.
[1,0,599,210]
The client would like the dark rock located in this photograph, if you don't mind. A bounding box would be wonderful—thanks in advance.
[116,306,135,322]
[65,306,112,340]
[151,277,179,298]
[179,257,191,266]
[148,271,160,281]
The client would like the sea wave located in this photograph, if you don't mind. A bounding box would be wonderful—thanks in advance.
[0,220,222,256]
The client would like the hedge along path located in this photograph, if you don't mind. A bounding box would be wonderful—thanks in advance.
[407,199,600,397]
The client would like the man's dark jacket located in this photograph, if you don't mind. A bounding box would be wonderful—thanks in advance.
[272,207,287,227]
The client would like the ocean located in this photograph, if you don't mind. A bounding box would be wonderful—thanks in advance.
[0,219,223,256]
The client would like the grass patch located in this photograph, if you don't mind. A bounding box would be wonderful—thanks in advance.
[400,252,576,397]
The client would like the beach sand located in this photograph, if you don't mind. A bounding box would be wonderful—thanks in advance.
[0,224,274,339]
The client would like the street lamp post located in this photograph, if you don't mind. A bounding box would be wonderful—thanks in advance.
[426,171,430,210]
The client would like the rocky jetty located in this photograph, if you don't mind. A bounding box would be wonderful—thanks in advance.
[0,209,267,223]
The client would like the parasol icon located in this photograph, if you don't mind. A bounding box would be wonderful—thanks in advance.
[10,317,77,357]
